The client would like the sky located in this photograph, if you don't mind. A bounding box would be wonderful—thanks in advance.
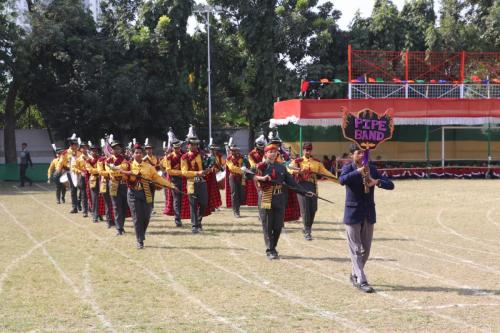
[188,0,441,34]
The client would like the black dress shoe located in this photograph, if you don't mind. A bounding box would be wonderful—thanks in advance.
[70,208,78,214]
[357,282,375,293]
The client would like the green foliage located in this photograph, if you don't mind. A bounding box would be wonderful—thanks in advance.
[1,0,498,147]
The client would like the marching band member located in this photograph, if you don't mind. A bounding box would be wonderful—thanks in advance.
[181,126,209,234]
[143,138,160,211]
[105,140,130,235]
[163,129,185,227]
[48,146,66,204]
[288,142,338,240]
[86,142,103,223]
[97,139,115,228]
[226,143,246,218]
[246,134,266,206]
[76,139,90,218]
[119,144,177,249]
[57,134,82,214]
[254,144,314,260]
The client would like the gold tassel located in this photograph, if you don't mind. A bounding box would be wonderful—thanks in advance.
[110,180,118,197]
[261,186,273,209]
[99,177,107,193]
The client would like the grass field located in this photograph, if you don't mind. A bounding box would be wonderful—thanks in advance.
[0,180,499,333]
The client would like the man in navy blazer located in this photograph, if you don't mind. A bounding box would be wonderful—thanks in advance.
[339,144,394,293]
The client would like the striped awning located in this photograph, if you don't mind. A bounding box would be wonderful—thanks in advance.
[271,99,500,127]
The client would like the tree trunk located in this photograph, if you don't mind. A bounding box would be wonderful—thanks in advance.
[3,80,18,164]
[248,124,255,152]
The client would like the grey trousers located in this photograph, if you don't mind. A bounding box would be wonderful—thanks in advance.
[229,175,246,214]
[149,184,155,209]
[171,176,183,224]
[259,206,285,254]
[68,175,79,210]
[90,185,100,222]
[78,176,88,214]
[189,181,208,229]
[112,184,128,231]
[345,220,374,284]
[102,181,114,226]
[52,172,66,202]
[127,189,152,243]
[296,181,317,232]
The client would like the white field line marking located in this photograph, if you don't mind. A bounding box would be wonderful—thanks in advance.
[0,201,116,333]
[415,238,500,257]
[31,184,497,328]
[279,230,486,332]
[28,188,243,333]
[486,202,500,229]
[164,238,373,333]
[156,249,247,333]
[331,209,500,298]
[336,302,500,315]
[0,231,67,294]
[382,211,500,278]
[436,209,500,247]
[222,221,371,330]
[82,257,117,333]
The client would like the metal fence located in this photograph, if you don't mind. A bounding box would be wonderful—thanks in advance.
[349,83,500,99]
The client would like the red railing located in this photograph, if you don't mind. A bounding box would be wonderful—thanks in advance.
[349,46,499,83]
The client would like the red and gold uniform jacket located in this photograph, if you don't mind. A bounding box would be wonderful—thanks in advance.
[248,148,264,168]
[128,160,176,204]
[56,147,81,172]
[181,150,204,194]
[143,154,160,170]
[85,155,101,189]
[163,150,183,177]
[226,153,245,185]
[288,156,338,194]
[105,154,130,197]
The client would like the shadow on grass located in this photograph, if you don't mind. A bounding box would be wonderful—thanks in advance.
[147,230,220,237]
[280,255,396,262]
[373,284,500,296]
[146,245,248,251]
[373,237,414,242]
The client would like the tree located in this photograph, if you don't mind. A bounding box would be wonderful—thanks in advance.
[399,0,436,50]
[19,0,102,141]
[370,0,402,50]
[1,0,28,163]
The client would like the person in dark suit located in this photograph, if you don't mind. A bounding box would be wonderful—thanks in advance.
[19,142,33,187]
[339,144,394,293]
